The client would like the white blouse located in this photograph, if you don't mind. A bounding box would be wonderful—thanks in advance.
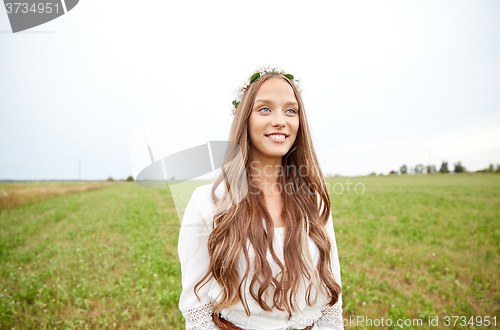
[178,183,344,330]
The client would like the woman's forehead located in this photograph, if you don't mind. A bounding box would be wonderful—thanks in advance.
[255,78,297,102]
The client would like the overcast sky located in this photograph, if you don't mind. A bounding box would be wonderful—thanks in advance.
[1,0,499,180]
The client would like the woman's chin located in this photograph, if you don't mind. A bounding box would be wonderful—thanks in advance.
[264,148,292,159]
[251,143,293,160]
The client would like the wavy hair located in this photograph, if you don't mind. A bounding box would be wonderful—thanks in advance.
[194,72,341,320]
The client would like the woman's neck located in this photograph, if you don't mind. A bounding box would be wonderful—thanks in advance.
[249,154,283,195]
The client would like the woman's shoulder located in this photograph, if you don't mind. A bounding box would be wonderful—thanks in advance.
[181,184,214,228]
[189,183,214,210]
[183,182,226,224]
[190,182,225,204]
[191,183,213,197]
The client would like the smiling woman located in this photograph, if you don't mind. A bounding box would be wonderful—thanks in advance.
[178,67,344,330]
[248,78,300,164]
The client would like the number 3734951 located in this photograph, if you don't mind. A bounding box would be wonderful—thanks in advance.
[5,3,60,14]
[444,316,496,327]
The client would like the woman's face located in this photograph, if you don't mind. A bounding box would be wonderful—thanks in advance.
[248,76,300,162]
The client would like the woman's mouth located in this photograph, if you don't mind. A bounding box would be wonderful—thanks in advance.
[265,134,288,142]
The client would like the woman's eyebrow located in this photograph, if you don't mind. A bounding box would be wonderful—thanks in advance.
[254,99,298,106]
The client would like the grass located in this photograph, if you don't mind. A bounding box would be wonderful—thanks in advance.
[327,173,500,329]
[0,174,498,329]
[0,181,122,212]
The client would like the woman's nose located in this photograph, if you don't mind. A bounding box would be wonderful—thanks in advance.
[271,111,286,127]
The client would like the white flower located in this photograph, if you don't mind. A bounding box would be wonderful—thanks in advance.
[231,66,302,115]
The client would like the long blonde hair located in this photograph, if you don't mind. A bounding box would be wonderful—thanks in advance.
[194,73,341,320]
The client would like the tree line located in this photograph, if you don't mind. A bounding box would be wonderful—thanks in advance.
[389,162,500,175]
[106,176,134,181]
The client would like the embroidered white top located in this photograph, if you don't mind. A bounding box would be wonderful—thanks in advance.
[178,184,344,330]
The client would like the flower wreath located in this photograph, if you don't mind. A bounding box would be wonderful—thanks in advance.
[231,66,301,115]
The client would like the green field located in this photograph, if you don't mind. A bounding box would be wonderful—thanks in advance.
[0,174,499,329]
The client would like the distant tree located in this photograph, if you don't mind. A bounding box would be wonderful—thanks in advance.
[415,164,424,174]
[400,164,407,174]
[454,161,466,173]
[476,164,495,173]
[106,177,115,181]
[126,176,134,181]
[496,165,500,173]
[439,161,450,173]
[369,172,377,176]
[426,165,437,174]
[389,170,398,175]
[378,173,384,176]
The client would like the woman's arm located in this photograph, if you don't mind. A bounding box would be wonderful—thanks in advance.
[316,212,344,330]
[178,186,220,330]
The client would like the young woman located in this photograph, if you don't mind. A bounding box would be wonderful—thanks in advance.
[178,67,344,330]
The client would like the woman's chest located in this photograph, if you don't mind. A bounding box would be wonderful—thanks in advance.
[237,231,320,274]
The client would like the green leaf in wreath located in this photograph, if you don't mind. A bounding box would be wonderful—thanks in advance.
[250,73,261,83]
[283,74,294,80]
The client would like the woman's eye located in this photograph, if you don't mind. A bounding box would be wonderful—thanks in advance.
[285,109,297,114]
[259,107,271,113]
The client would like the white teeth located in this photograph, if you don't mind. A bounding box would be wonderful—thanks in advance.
[268,134,286,140]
